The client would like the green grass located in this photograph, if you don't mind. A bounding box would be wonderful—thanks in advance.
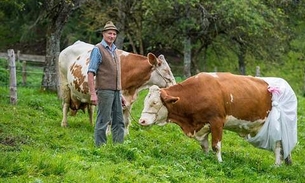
[0,86,305,183]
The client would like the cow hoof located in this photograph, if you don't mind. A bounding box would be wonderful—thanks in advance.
[285,156,292,165]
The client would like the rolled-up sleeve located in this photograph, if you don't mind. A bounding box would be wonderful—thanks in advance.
[88,46,102,75]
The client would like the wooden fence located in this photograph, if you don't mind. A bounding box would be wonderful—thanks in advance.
[0,51,45,63]
[1,50,46,104]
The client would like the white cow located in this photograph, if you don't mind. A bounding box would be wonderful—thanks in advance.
[58,41,176,135]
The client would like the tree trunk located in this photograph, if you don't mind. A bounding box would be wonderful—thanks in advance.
[42,32,60,91]
[138,19,144,55]
[41,0,85,92]
[115,1,126,50]
[238,45,246,75]
[138,30,144,55]
[127,33,138,54]
[183,37,191,78]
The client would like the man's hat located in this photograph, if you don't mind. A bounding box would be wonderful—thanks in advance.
[102,21,119,33]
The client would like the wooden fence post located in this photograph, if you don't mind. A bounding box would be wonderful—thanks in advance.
[8,49,17,105]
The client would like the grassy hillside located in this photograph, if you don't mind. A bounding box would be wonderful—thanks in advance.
[0,85,304,182]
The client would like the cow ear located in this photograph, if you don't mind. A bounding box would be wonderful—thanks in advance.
[150,85,160,93]
[160,89,179,104]
[147,53,160,66]
[164,95,180,104]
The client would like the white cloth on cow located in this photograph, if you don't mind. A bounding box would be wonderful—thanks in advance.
[247,77,297,159]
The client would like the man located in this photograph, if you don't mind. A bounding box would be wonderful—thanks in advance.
[87,21,125,147]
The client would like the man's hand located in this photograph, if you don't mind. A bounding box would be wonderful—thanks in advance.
[90,93,98,106]
[87,72,97,105]
[121,95,126,107]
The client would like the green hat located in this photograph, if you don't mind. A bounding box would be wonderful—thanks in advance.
[102,21,119,33]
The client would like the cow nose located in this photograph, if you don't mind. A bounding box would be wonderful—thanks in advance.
[139,119,146,125]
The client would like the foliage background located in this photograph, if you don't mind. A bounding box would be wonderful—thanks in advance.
[0,0,304,94]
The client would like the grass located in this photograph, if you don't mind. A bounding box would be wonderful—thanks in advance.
[0,57,304,182]
[0,86,305,183]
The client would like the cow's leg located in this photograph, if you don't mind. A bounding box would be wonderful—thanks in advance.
[274,140,293,166]
[123,105,131,136]
[196,123,211,154]
[61,103,69,127]
[87,104,95,126]
[200,134,209,154]
[274,140,283,166]
[106,123,112,135]
[61,85,71,127]
[214,141,222,162]
[285,154,292,165]
[210,119,224,163]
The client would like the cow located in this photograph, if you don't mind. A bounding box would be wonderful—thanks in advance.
[58,40,176,135]
[139,72,297,165]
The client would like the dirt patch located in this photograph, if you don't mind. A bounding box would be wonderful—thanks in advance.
[0,135,29,147]
[1,136,17,146]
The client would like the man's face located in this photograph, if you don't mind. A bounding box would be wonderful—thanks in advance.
[103,30,117,45]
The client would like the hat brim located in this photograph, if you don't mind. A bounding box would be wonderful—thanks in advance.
[102,28,119,33]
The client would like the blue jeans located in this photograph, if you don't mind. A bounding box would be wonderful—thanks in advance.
[94,90,125,146]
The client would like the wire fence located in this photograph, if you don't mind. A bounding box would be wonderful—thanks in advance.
[0,59,45,88]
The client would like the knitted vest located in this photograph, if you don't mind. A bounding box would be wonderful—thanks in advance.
[95,44,122,90]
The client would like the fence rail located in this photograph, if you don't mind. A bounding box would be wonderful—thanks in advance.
[0,52,45,63]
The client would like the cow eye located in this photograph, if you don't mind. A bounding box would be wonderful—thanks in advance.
[150,100,158,107]
[163,69,170,75]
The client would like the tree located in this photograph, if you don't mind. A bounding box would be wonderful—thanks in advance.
[183,3,192,78]
[2,0,303,82]
[70,0,144,53]
[139,0,300,76]
[141,0,216,76]
[0,0,46,51]
[212,0,290,74]
[41,0,86,92]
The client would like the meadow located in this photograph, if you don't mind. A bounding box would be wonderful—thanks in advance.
[0,57,305,183]
[0,84,304,183]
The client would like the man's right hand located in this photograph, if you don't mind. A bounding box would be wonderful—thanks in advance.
[90,93,98,106]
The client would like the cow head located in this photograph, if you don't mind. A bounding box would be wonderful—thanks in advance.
[139,85,169,126]
[147,54,176,88]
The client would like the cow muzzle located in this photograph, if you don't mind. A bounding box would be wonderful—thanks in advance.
[138,118,150,126]
[138,112,155,126]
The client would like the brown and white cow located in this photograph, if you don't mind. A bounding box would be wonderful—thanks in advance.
[58,40,176,135]
[139,72,297,165]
